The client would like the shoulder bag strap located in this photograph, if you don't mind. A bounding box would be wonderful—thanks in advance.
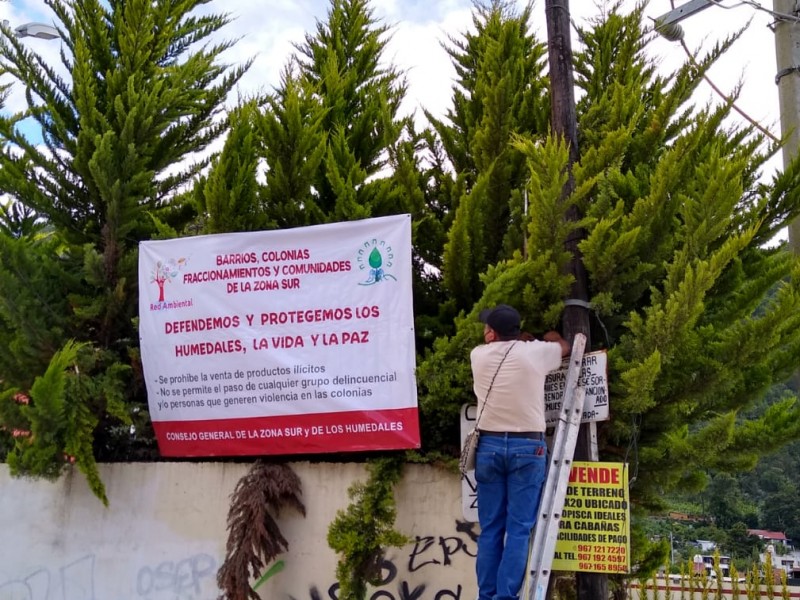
[473,341,517,430]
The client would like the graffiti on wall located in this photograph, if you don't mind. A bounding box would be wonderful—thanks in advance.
[291,519,479,600]
[0,553,217,600]
[0,554,98,600]
[135,553,217,599]
[1,521,478,600]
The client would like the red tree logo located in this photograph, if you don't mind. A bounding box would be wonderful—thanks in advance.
[150,258,187,302]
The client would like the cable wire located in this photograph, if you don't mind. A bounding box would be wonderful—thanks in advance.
[669,0,781,143]
[737,0,800,23]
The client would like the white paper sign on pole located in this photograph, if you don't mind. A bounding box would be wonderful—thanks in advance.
[138,215,419,457]
[544,351,608,426]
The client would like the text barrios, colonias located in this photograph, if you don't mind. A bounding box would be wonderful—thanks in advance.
[215,249,311,265]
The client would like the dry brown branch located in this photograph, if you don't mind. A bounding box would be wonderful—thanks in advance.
[217,461,306,600]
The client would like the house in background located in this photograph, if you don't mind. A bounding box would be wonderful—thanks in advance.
[748,530,800,580]
[748,529,792,550]
[764,546,800,581]
[696,540,717,553]
[693,554,733,578]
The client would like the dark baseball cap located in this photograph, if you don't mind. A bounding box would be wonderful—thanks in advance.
[479,304,521,337]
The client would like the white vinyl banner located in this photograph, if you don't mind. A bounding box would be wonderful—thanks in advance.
[138,215,419,457]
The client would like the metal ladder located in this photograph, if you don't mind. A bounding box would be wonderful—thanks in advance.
[521,333,587,600]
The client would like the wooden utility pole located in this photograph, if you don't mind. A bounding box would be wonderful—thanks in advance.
[544,2,607,599]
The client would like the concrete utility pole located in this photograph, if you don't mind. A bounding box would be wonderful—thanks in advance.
[774,0,800,255]
[773,1,800,389]
[544,2,606,600]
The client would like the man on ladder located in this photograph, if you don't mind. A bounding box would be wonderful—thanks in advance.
[521,333,587,600]
[470,304,571,600]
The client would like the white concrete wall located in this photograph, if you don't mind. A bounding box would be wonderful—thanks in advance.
[0,462,477,600]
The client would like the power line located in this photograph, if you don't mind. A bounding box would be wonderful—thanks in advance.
[667,0,781,143]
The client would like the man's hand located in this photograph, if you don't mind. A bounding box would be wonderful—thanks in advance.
[543,330,570,357]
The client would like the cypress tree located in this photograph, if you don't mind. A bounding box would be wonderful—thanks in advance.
[567,6,800,505]
[417,3,800,565]
[196,101,268,234]
[427,0,550,310]
[258,68,329,228]
[0,0,247,502]
[292,0,409,220]
[257,0,445,349]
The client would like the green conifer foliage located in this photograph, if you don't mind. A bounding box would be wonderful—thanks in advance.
[258,68,329,228]
[327,457,408,600]
[566,7,800,506]
[0,0,246,499]
[292,0,408,219]
[197,101,269,234]
[259,0,447,348]
[427,0,550,309]
[0,340,127,505]
[419,3,800,517]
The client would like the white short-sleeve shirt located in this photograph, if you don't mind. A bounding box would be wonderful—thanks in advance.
[470,339,563,432]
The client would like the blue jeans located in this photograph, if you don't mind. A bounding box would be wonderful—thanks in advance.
[475,434,547,600]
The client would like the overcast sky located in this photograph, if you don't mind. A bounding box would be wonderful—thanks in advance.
[2,0,785,165]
